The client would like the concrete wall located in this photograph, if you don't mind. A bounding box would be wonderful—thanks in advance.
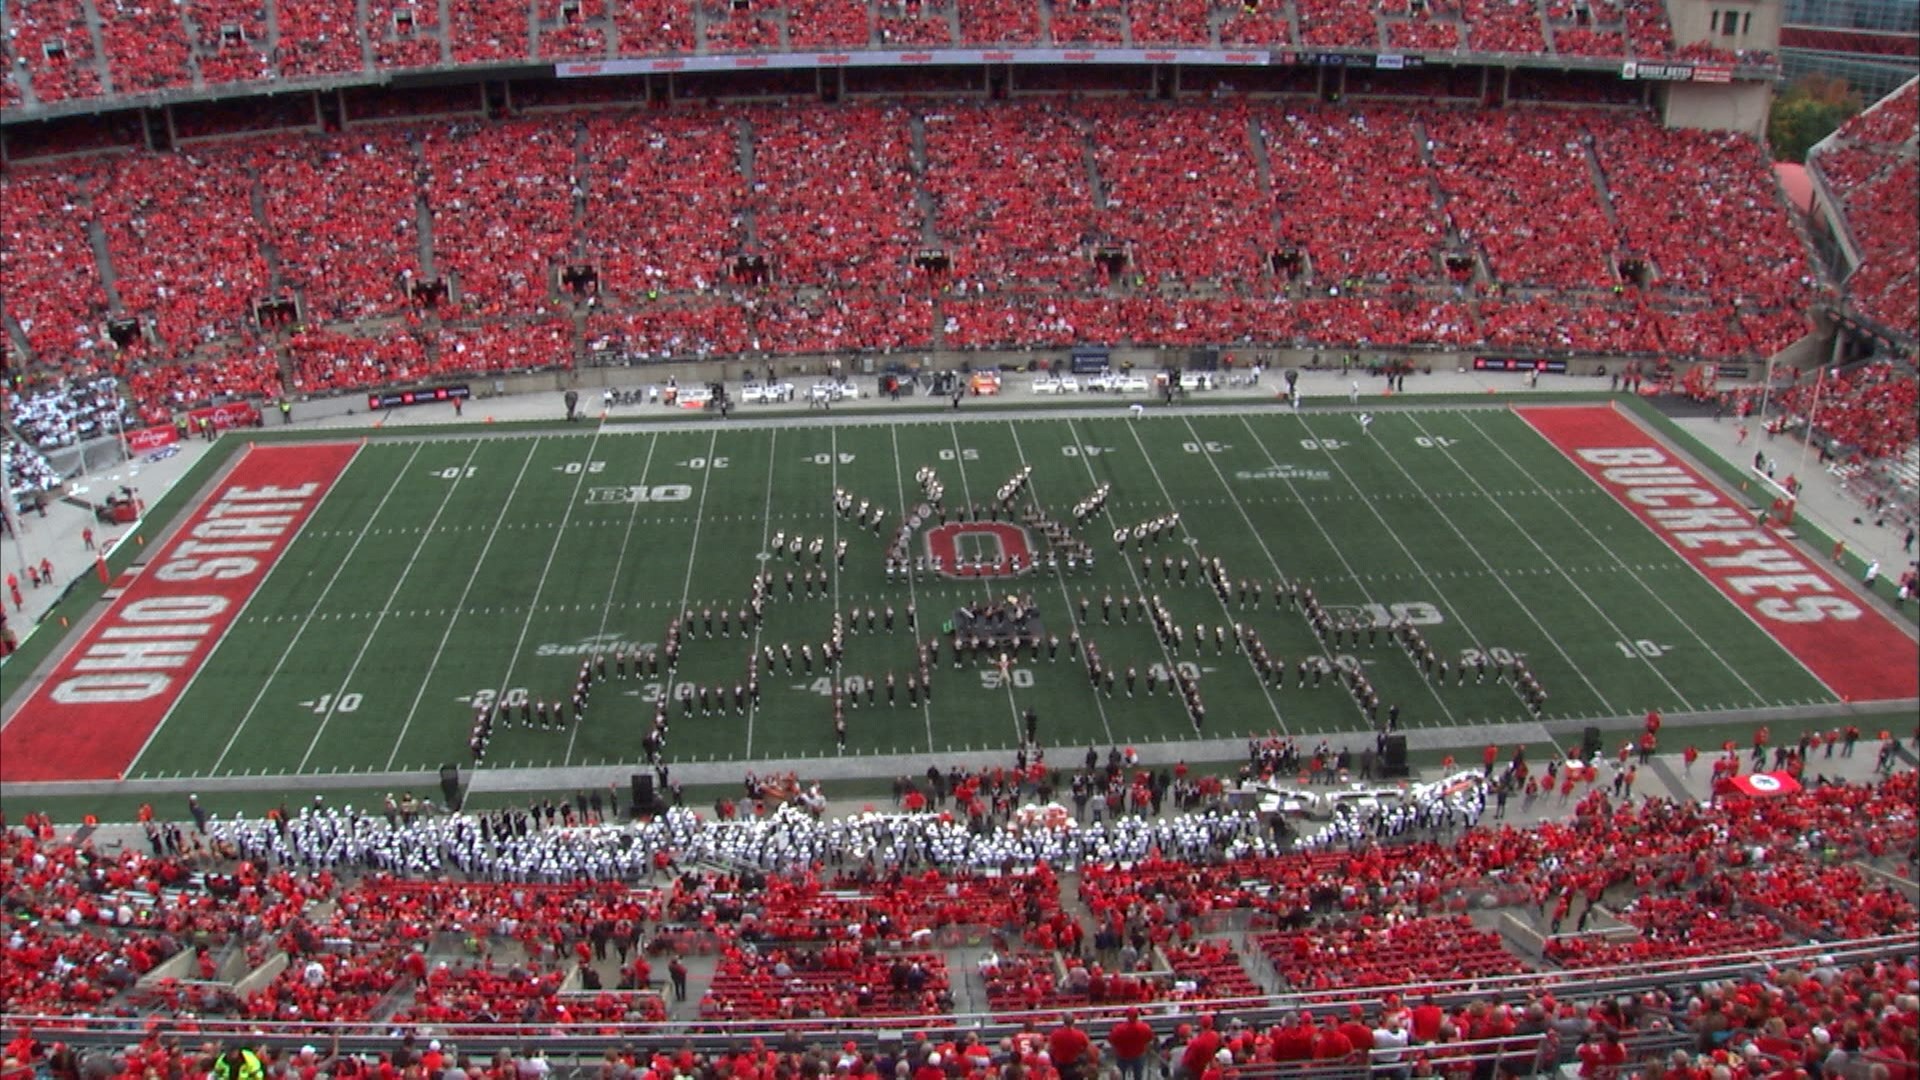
[233,951,290,999]
[136,946,200,988]
[1768,311,1837,372]
[1663,80,1774,137]
[285,347,1507,422]
[1669,0,1784,53]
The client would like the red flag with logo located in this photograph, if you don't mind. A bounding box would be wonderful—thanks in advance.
[1728,772,1801,797]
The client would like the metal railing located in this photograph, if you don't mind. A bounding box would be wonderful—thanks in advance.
[4,933,1909,1059]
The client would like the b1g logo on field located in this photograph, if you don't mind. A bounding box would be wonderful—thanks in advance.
[1327,602,1444,626]
[586,484,693,505]
[924,522,1037,579]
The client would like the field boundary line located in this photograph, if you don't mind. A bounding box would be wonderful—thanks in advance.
[1517,404,1903,704]
[1116,418,1291,735]
[363,438,543,773]
[202,444,415,776]
[1448,411,1762,704]
[1228,415,1465,726]
[1293,412,1616,716]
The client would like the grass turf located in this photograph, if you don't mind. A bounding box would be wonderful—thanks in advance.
[114,405,1850,784]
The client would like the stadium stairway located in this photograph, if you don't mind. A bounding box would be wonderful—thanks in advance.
[1244,114,1287,253]
[85,213,125,315]
[414,138,440,281]
[736,116,761,249]
[908,114,941,249]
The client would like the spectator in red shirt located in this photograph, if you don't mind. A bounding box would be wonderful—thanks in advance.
[1049,1016,1094,1080]
[1176,1017,1223,1080]
[1269,1014,1316,1062]
[1411,996,1446,1044]
[1108,1008,1156,1080]
[1338,1007,1376,1064]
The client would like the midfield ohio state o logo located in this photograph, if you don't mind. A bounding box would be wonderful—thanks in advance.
[923,522,1036,578]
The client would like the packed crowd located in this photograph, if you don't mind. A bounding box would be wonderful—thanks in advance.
[0,0,1752,110]
[3,952,1916,1080]
[0,98,1838,415]
[0,765,1910,1055]
[1771,361,1919,462]
[1,434,61,505]
[1810,79,1919,343]
[4,376,135,452]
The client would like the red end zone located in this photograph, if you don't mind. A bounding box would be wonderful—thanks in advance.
[1,444,358,782]
[1518,406,1917,703]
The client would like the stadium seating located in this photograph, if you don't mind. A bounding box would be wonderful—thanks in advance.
[0,0,1770,111]
[700,947,952,1020]
[1,168,114,367]
[277,0,371,77]
[126,342,286,418]
[1084,101,1270,287]
[92,148,271,349]
[1262,106,1449,286]
[1258,915,1526,995]
[1593,122,1815,307]
[920,103,1098,287]
[1771,361,1919,461]
[255,130,425,324]
[0,100,1844,418]
[1810,80,1919,342]
[287,326,432,393]
[3,0,106,104]
[0,769,1912,1050]
[4,376,134,451]
[744,103,919,288]
[2,433,62,503]
[185,0,276,85]
[536,0,612,59]
[580,111,743,296]
[1424,108,1617,289]
[419,120,576,316]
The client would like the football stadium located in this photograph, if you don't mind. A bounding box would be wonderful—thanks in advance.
[1,0,1917,1073]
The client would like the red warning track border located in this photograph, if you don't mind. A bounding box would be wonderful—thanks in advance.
[1517,405,1917,704]
[0,443,359,782]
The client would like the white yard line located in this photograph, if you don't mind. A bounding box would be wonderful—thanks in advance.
[657,430,723,725]
[1459,407,1774,703]
[1005,422,1115,747]
[183,442,377,776]
[1115,418,1291,734]
[291,440,490,773]
[743,429,780,758]
[1057,419,1193,692]
[889,425,937,754]
[564,432,662,766]
[1428,412,1731,708]
[831,427,843,645]
[944,422,1026,743]
[1233,415,1464,726]
[364,437,545,772]
[1293,411,1616,715]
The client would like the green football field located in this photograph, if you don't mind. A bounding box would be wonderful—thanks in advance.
[125,406,1841,782]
